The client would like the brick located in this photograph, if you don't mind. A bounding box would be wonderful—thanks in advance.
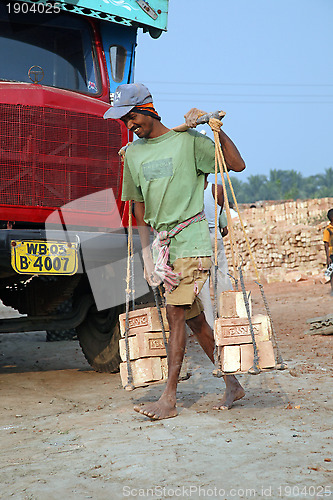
[240,344,256,372]
[240,341,276,371]
[119,331,169,361]
[214,314,271,346]
[257,340,276,368]
[220,345,241,373]
[119,307,169,336]
[218,291,252,318]
[119,357,163,388]
[253,314,272,341]
[161,356,188,380]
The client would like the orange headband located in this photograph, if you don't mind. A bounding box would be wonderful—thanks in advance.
[132,102,161,120]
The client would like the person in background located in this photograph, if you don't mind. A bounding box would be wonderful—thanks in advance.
[323,208,333,296]
[228,201,239,219]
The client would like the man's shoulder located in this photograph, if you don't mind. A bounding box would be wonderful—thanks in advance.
[125,138,145,159]
[186,129,213,142]
[323,225,333,239]
[127,138,145,150]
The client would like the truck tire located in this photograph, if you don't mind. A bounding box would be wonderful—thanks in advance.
[46,299,77,342]
[76,304,123,373]
[46,329,77,341]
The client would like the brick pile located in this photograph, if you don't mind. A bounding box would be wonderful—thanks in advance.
[224,198,333,282]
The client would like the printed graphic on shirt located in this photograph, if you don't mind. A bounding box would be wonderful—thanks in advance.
[142,158,173,181]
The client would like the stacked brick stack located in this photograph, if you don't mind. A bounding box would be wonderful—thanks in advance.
[224,198,333,281]
[214,291,276,373]
[239,197,333,225]
[118,307,187,388]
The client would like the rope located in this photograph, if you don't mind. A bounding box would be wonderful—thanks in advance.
[207,116,284,375]
[213,154,218,322]
[124,200,135,391]
[215,136,284,368]
[228,273,239,291]
[129,202,135,311]
[255,281,287,370]
[210,118,237,376]
[212,157,220,372]
[210,119,238,278]
[153,286,169,354]
[239,261,261,374]
[211,118,260,281]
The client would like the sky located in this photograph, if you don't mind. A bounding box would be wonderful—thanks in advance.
[135,0,333,180]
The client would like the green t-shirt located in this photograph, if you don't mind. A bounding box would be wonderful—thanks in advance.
[121,129,216,263]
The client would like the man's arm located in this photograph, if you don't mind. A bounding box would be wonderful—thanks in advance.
[324,241,331,266]
[218,129,245,172]
[134,201,150,253]
[215,184,224,207]
[184,108,245,172]
[134,202,161,287]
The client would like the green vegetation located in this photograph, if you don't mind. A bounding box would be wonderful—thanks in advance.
[227,167,333,203]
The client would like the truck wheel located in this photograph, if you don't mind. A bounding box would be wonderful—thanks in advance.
[76,304,123,373]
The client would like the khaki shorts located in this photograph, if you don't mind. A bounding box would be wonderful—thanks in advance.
[166,256,212,320]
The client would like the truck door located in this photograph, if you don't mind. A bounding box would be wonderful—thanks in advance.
[99,23,137,98]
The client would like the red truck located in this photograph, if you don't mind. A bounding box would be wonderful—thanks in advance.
[0,0,168,372]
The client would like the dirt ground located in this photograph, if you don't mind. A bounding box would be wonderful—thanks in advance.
[0,280,332,500]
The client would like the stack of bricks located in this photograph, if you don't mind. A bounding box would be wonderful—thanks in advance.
[223,198,333,282]
[118,307,187,388]
[238,197,333,225]
[214,291,276,373]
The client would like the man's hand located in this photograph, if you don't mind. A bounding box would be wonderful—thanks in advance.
[184,108,206,128]
[142,249,162,287]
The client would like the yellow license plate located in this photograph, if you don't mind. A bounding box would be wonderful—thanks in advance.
[11,240,79,275]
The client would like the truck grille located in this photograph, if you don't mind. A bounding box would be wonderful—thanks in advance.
[0,104,123,213]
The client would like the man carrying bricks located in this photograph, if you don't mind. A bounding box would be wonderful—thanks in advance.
[104,83,246,420]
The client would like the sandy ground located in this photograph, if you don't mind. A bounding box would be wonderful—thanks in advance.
[0,280,332,500]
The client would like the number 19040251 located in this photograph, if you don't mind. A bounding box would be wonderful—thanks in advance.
[6,2,61,14]
[278,485,332,497]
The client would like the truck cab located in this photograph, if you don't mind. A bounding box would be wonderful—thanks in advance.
[0,0,168,372]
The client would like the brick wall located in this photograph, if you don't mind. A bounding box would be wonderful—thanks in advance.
[223,198,333,282]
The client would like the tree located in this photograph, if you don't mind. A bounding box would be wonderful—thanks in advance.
[227,167,333,203]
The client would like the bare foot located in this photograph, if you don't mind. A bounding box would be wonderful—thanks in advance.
[134,394,177,420]
[213,386,245,411]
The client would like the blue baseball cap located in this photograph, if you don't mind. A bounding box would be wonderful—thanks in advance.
[103,83,153,120]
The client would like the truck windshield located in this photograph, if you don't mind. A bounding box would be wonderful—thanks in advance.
[0,6,101,95]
